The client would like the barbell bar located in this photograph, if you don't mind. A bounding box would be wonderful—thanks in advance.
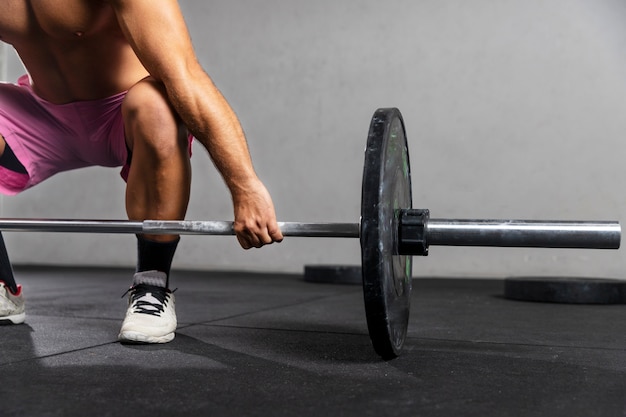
[0,108,620,360]
[0,218,619,249]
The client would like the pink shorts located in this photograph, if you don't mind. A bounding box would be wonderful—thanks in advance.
[0,75,192,196]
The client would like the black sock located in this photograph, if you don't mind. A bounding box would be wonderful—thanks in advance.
[0,232,19,294]
[136,235,179,288]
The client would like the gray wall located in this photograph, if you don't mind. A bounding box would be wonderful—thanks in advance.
[1,0,626,279]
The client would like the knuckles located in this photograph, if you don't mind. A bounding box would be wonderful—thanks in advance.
[234,220,282,249]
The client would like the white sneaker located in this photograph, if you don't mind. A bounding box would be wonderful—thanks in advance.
[118,271,176,343]
[0,281,25,324]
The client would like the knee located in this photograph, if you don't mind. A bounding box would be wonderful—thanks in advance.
[123,78,187,156]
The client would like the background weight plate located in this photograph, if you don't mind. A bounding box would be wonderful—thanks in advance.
[303,265,362,285]
[360,108,413,360]
[505,277,626,304]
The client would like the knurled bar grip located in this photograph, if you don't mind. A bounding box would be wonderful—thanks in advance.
[0,217,620,250]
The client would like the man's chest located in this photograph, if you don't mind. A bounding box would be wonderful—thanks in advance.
[0,0,115,42]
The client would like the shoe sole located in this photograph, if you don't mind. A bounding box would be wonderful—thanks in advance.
[118,330,175,344]
[0,312,25,325]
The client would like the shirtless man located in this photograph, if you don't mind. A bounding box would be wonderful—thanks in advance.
[0,0,284,343]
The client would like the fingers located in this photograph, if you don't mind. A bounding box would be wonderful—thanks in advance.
[234,220,283,250]
[230,178,283,250]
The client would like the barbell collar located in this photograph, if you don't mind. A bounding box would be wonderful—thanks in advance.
[398,209,430,256]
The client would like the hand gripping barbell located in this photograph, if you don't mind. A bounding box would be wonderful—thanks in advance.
[0,108,620,360]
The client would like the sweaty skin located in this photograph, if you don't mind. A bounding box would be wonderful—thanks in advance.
[0,0,283,249]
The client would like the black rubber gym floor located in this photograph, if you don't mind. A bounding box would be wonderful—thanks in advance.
[1,266,624,417]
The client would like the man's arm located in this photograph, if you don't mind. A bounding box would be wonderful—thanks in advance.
[107,0,283,248]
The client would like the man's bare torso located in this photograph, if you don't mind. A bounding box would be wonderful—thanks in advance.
[0,0,149,103]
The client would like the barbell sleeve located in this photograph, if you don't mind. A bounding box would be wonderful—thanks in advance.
[426,219,621,249]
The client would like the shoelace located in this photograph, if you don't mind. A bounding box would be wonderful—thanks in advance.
[121,284,175,317]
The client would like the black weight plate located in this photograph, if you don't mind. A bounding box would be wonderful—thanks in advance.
[303,265,362,285]
[505,277,626,304]
[361,108,412,360]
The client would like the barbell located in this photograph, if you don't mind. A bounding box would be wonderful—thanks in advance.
[0,108,620,360]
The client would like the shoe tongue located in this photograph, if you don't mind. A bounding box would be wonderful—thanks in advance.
[133,270,167,288]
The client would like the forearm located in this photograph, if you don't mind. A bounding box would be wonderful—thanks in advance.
[165,67,259,195]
